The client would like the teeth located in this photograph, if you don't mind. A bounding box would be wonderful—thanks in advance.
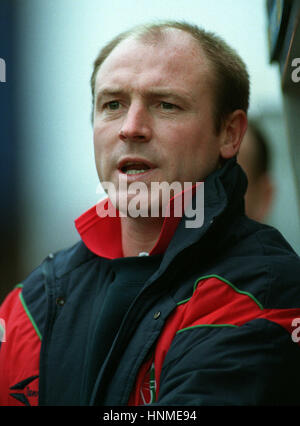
[124,162,138,167]
[126,169,147,175]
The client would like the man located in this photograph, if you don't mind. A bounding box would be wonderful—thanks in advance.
[1,21,300,406]
[238,120,274,222]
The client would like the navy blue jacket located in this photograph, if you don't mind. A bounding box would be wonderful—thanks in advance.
[1,157,300,406]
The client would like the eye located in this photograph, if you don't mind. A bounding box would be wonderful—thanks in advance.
[104,101,121,110]
[160,101,177,110]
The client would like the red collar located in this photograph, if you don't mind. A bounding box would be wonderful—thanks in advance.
[75,198,181,259]
[75,184,197,259]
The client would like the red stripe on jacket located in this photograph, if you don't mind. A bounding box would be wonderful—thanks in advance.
[129,276,300,405]
[0,287,40,406]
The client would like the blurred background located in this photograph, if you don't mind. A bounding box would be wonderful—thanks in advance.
[0,0,299,303]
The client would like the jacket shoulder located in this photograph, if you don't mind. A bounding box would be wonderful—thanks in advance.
[1,240,94,341]
[242,219,300,308]
[22,239,95,289]
[198,216,300,309]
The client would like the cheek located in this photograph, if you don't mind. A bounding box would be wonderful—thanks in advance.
[93,129,110,179]
[93,126,111,161]
[172,131,220,181]
[169,127,204,163]
[93,134,102,167]
[161,123,197,156]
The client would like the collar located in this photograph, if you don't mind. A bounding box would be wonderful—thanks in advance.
[75,158,246,260]
[74,186,196,259]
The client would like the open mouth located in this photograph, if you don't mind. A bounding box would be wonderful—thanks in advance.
[120,162,151,175]
[118,158,155,175]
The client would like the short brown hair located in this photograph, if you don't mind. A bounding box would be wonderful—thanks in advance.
[90,20,250,133]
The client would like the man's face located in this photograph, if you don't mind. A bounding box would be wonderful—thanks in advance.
[93,30,226,215]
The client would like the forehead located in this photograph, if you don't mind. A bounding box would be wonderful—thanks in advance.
[94,29,212,94]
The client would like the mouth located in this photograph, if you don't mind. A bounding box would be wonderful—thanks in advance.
[118,158,156,175]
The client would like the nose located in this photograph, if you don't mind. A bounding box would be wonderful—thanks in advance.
[119,103,152,143]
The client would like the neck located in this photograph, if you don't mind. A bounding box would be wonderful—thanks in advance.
[121,216,165,257]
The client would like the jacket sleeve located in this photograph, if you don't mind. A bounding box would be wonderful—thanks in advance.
[0,287,41,406]
[156,318,300,405]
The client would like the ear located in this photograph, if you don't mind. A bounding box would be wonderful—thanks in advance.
[220,110,248,159]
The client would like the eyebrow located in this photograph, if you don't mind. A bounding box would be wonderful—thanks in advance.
[95,88,125,106]
[95,86,194,106]
[96,87,125,98]
[146,88,194,104]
